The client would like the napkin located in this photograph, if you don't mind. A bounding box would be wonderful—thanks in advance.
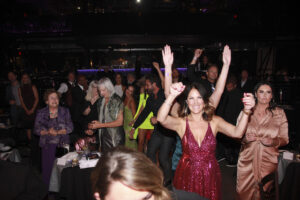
[79,159,99,169]
[283,151,294,160]
[57,152,78,166]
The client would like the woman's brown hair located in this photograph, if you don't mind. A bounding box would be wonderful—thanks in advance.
[91,147,171,200]
[179,82,215,121]
[43,89,61,103]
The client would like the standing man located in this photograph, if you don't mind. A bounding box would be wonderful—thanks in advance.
[57,71,77,108]
[239,69,254,93]
[5,71,22,126]
[130,75,175,188]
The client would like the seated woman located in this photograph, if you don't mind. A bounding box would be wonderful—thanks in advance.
[88,78,124,153]
[34,89,73,187]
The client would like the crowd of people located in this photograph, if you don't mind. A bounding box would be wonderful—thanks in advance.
[4,45,289,200]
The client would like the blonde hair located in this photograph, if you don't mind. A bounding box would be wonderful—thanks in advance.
[85,80,98,101]
[91,147,172,200]
[97,77,115,97]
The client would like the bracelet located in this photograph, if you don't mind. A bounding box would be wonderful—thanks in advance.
[164,101,173,106]
[243,109,252,116]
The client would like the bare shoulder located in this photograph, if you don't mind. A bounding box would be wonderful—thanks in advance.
[210,115,225,134]
[211,115,223,123]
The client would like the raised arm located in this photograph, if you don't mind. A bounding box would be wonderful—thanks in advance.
[190,49,203,65]
[209,45,231,108]
[162,45,174,98]
[152,62,165,89]
[215,93,255,138]
[157,82,185,137]
[187,49,203,82]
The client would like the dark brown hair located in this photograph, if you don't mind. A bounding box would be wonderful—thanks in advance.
[179,82,215,121]
[254,81,278,115]
[43,89,61,103]
[91,147,171,200]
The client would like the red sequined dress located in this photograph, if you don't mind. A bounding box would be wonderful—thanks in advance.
[173,119,221,200]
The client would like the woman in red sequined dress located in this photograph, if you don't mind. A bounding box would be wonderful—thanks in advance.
[157,80,255,200]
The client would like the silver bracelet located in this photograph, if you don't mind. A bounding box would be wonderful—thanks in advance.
[164,101,172,106]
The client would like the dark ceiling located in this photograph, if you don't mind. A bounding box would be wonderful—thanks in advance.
[0,0,299,49]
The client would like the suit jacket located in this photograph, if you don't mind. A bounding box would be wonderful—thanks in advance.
[239,79,254,93]
[70,85,86,122]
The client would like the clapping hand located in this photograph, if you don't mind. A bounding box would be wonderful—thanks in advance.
[242,93,255,111]
[170,82,185,97]
[162,45,174,68]
[222,45,231,67]
[261,137,274,146]
[49,128,58,136]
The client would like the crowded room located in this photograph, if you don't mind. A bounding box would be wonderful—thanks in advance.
[0,1,299,200]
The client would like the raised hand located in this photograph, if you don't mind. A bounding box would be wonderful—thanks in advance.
[222,45,231,67]
[242,93,255,111]
[152,62,160,70]
[170,82,185,97]
[162,45,174,68]
[194,49,203,59]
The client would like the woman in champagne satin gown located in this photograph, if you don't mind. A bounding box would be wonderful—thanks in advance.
[236,81,289,200]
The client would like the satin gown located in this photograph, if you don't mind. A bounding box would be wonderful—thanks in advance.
[236,108,289,200]
[173,119,221,200]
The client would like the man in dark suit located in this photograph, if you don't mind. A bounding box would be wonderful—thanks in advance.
[216,75,243,166]
[70,74,88,143]
[239,69,254,93]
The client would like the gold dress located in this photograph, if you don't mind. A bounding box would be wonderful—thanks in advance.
[236,108,289,200]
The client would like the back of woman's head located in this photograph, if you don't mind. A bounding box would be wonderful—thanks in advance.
[91,147,171,200]
[179,82,215,121]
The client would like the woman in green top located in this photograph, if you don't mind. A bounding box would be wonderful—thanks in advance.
[130,77,154,152]
[123,84,138,149]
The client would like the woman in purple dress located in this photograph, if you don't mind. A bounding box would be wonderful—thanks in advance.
[157,80,255,200]
[34,89,73,187]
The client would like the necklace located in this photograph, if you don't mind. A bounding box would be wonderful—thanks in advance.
[49,110,58,116]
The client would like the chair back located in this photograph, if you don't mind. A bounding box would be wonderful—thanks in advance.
[259,171,279,200]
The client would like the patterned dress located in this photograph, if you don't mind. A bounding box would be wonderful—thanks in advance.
[173,119,221,200]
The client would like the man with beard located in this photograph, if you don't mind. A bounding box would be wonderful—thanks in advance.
[130,74,175,188]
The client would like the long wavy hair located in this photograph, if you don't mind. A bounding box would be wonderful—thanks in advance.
[253,81,278,115]
[85,80,98,101]
[179,82,215,121]
[91,147,171,200]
